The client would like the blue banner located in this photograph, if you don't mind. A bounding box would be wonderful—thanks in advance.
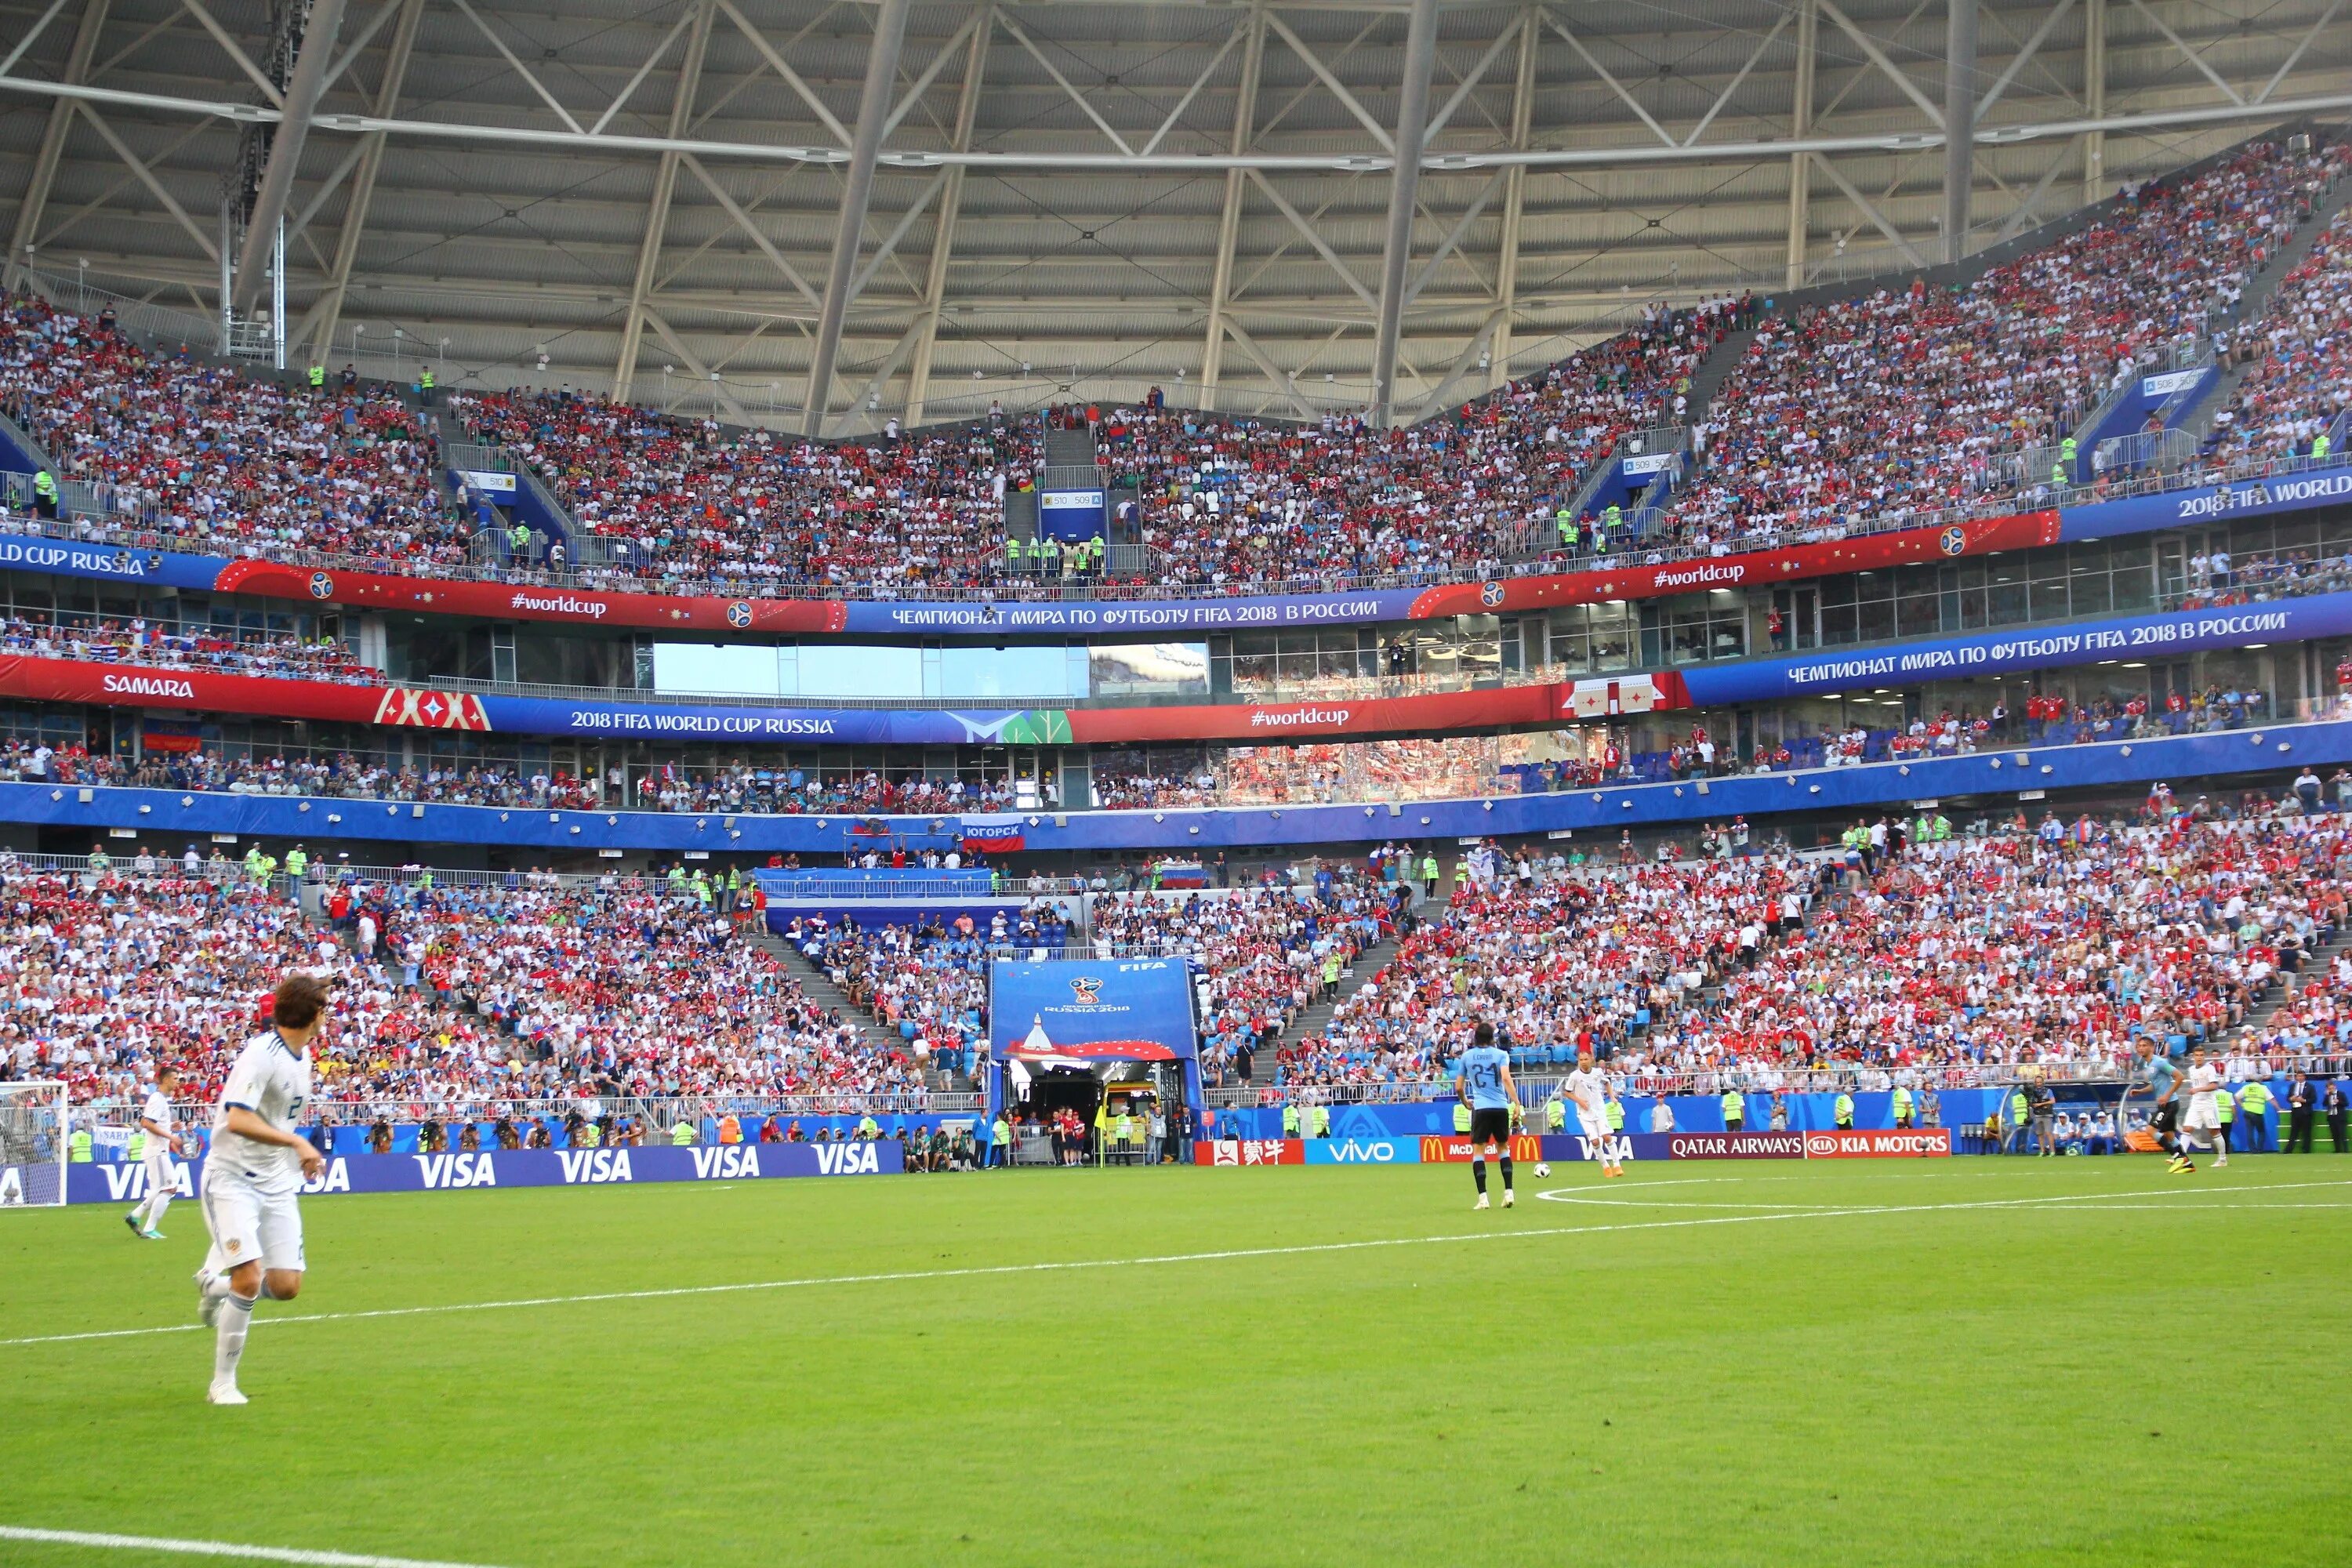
[477,693,1042,744]
[65,1140,903,1203]
[2061,466,2352,540]
[1677,591,2352,706]
[1301,1136,1424,1165]
[839,588,1425,636]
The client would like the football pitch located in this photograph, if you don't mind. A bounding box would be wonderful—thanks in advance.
[3,1158,2348,1567]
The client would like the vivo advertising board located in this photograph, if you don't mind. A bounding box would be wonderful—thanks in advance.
[62,1142,902,1203]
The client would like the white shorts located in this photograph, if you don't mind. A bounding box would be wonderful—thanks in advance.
[141,1150,177,1199]
[1577,1116,1613,1143]
[2182,1099,2221,1132]
[201,1177,305,1273]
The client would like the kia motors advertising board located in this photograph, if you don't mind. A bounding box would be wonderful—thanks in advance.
[1801,1128,1953,1159]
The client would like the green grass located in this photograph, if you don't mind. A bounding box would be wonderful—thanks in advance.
[4,1157,2350,1566]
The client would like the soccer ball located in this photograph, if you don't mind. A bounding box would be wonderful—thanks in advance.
[1532,1163,1550,1178]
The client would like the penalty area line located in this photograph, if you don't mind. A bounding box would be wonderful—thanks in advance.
[9,1177,2352,1352]
[0,1524,510,1568]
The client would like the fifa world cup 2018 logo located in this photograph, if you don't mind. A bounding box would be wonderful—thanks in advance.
[1069,977,1103,1005]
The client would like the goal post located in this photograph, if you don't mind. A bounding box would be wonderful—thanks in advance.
[0,1081,68,1208]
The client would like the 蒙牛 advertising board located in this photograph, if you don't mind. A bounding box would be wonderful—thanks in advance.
[62,1141,903,1203]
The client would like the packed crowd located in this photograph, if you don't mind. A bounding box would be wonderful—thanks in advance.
[1099,297,1751,583]
[1271,808,2348,1094]
[0,143,2341,605]
[0,861,927,1110]
[0,617,377,684]
[2212,204,2352,464]
[0,294,459,561]
[1664,142,2344,553]
[452,389,1032,590]
[1273,839,1800,1090]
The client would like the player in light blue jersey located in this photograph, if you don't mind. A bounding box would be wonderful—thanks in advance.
[1453,1021,1518,1210]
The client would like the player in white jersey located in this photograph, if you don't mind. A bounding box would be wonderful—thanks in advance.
[2179,1046,2229,1170]
[124,1065,183,1240]
[194,972,330,1406]
[1563,1047,1623,1178]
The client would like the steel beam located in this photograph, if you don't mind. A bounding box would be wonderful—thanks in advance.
[1786,0,1815,289]
[230,0,347,313]
[1370,0,1439,426]
[1944,0,1975,263]
[1200,1,1265,394]
[613,0,716,402]
[2082,0,2104,206]
[300,0,423,364]
[5,0,108,289]
[1489,5,1535,387]
[804,0,912,435]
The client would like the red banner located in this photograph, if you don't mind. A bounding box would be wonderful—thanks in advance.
[1409,511,2060,618]
[1195,1138,1305,1167]
[0,655,385,724]
[1066,684,1569,744]
[1801,1127,1954,1159]
[211,560,846,635]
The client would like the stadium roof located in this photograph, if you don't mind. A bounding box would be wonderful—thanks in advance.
[0,0,2343,436]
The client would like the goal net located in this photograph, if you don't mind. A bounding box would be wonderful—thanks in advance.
[0,1081,67,1208]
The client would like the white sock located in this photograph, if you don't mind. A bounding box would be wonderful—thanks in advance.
[145,1191,172,1229]
[214,1293,255,1386]
[129,1195,151,1227]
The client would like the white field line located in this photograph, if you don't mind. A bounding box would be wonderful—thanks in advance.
[0,1524,510,1567]
[8,1176,2347,1352]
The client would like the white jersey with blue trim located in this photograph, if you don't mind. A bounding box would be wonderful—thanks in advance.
[209,1032,313,1196]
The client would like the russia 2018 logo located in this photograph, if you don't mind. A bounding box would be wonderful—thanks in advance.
[1939,526,1966,557]
[726,601,753,628]
[1069,976,1103,1005]
[1479,581,1505,608]
[309,572,335,598]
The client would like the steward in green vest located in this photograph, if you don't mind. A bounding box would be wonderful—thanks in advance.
[1722,1091,1743,1131]
[670,1120,696,1145]
[2010,1090,2028,1130]
[2230,1081,2267,1152]
[1454,1099,1472,1134]
[127,1127,145,1161]
[418,367,435,401]
[1282,1103,1300,1138]
[575,1120,601,1149]
[1557,510,1578,550]
[1421,855,1439,888]
[2052,460,2067,487]
[308,364,326,390]
[1087,534,1105,572]
[1605,1097,1624,1132]
[2215,1087,2234,1149]
[1835,1092,1856,1129]
[69,1127,93,1161]
[509,521,531,558]
[856,1115,880,1140]
[1004,537,1022,573]
[1545,1094,1566,1131]
[1041,537,1063,576]
[1892,1086,1913,1127]
[2060,435,2078,468]
[991,1116,1011,1164]
[285,846,308,881]
[2314,431,2332,461]
[1310,1104,1330,1138]
[32,468,57,516]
